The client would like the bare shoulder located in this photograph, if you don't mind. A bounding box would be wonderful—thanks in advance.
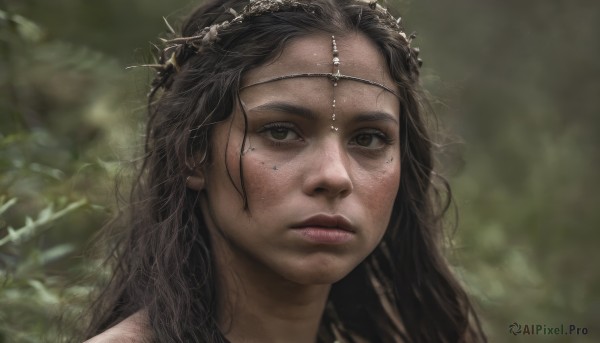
[84,311,151,343]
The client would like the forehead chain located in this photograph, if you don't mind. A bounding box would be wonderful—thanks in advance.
[330,36,340,131]
[241,35,400,132]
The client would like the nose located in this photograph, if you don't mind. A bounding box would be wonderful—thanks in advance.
[302,139,353,199]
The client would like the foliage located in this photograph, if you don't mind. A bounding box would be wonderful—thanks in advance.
[1,0,599,342]
[410,1,600,341]
[0,4,140,342]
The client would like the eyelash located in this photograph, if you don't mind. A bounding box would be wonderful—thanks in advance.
[257,122,394,150]
[258,123,302,146]
[350,130,394,148]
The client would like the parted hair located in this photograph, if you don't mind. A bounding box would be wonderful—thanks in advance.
[83,0,486,342]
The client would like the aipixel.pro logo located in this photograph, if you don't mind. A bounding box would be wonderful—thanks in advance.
[509,322,588,336]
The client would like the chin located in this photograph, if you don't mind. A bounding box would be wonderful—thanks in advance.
[279,254,360,285]
[286,272,347,285]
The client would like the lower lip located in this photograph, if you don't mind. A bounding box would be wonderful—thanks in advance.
[292,227,354,244]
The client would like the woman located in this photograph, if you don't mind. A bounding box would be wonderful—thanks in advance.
[84,0,486,341]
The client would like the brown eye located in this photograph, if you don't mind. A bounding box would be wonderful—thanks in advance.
[355,134,373,147]
[350,130,390,149]
[270,128,291,140]
[260,123,301,142]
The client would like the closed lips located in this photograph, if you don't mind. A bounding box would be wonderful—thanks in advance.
[291,214,355,232]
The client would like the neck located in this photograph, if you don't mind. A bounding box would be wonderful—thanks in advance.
[213,241,331,343]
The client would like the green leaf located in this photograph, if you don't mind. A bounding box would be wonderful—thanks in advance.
[27,280,58,305]
[0,9,44,42]
[0,198,17,217]
[0,199,87,246]
[39,244,75,265]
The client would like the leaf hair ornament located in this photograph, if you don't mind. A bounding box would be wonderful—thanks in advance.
[141,0,422,94]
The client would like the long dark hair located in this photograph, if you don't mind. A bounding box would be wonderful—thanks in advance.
[84,0,486,341]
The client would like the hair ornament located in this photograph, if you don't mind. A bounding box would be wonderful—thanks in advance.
[143,0,421,93]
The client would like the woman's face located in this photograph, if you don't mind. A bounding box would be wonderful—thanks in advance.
[199,32,400,285]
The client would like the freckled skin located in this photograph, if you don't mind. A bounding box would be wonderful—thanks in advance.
[200,32,401,286]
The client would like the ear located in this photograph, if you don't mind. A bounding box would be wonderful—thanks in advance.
[186,172,205,191]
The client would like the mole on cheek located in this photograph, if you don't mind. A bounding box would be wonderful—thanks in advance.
[272,165,278,171]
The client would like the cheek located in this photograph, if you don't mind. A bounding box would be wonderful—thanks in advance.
[375,171,400,214]
[357,161,400,227]
[238,154,296,209]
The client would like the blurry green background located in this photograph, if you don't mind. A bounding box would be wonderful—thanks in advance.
[0,0,598,342]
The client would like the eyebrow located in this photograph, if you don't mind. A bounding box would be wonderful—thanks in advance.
[248,101,398,125]
[353,111,399,126]
[250,101,317,120]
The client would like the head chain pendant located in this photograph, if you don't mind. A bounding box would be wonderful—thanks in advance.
[330,36,340,132]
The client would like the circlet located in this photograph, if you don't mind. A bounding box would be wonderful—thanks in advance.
[136,0,422,93]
